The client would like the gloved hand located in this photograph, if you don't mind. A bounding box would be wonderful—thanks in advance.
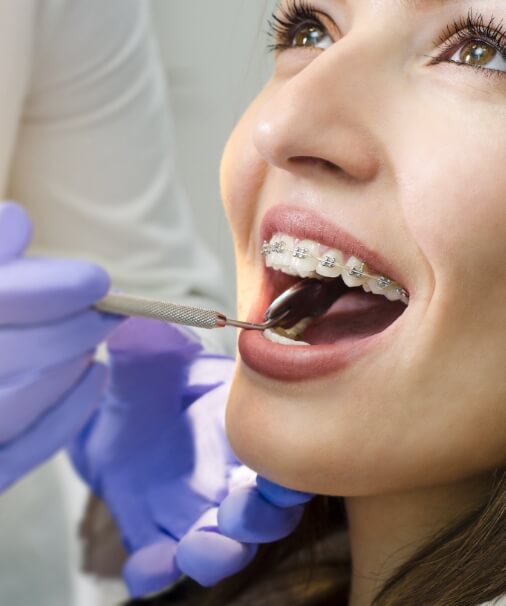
[0,201,121,492]
[70,317,312,597]
[176,474,313,587]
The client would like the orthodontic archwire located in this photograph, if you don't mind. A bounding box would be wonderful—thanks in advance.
[261,240,409,300]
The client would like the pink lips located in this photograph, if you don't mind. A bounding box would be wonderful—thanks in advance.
[237,204,409,382]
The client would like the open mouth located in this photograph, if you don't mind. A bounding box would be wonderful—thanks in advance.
[260,233,408,347]
[238,206,411,381]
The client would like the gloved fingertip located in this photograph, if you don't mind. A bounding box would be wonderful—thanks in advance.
[77,261,111,301]
[0,202,32,262]
[176,528,257,587]
[218,486,305,543]
[123,540,181,598]
[256,475,314,507]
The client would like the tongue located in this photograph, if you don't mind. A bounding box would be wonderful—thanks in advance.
[301,289,405,345]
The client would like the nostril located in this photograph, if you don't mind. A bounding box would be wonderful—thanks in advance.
[289,155,344,176]
[289,156,336,168]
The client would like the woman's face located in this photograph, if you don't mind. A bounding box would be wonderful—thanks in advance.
[221,0,506,496]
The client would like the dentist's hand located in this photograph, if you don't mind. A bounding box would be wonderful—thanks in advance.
[0,201,121,492]
[70,318,312,598]
[175,474,313,588]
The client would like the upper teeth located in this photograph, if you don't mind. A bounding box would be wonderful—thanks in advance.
[262,233,409,305]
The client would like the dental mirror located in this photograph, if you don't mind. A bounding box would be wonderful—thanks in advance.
[257,277,342,330]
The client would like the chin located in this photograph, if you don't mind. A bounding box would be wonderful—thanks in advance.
[226,365,392,496]
[226,361,504,498]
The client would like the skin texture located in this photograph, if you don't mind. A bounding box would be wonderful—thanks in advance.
[220,0,506,603]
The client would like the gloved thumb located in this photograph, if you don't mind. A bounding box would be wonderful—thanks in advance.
[0,202,33,263]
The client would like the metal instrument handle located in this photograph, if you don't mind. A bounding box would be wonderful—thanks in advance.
[94,292,227,330]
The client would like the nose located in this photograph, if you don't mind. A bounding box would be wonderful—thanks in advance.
[253,42,384,183]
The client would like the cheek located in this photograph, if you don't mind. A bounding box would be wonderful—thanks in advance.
[396,100,506,289]
[390,101,506,474]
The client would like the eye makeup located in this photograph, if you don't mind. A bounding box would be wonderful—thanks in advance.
[429,10,506,77]
[267,0,330,53]
[267,2,506,78]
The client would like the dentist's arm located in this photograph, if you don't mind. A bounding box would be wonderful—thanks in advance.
[0,202,121,492]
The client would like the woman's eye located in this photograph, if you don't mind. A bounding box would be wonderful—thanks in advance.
[292,24,333,50]
[267,4,338,54]
[450,40,506,73]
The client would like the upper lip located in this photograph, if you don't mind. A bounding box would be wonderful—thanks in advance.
[260,204,411,295]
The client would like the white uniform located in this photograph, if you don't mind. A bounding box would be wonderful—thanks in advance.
[0,1,231,604]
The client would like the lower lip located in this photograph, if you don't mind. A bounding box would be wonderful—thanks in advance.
[237,279,402,382]
[238,328,384,382]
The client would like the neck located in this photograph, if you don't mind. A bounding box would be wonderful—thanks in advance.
[344,473,494,606]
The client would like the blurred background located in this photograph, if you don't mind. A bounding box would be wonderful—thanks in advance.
[150,0,275,305]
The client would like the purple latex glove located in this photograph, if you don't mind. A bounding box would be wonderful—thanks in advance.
[70,318,312,597]
[175,478,313,587]
[0,201,121,492]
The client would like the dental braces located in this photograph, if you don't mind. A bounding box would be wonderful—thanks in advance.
[261,240,409,300]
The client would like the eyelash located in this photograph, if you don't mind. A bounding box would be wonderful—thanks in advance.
[267,2,506,77]
[267,1,322,53]
[430,10,506,73]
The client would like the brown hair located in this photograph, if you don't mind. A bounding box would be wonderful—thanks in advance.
[128,467,506,606]
[372,466,506,606]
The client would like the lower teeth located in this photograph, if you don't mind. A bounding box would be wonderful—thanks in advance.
[263,328,310,347]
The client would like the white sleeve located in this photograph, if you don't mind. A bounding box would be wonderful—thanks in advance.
[7,0,233,353]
